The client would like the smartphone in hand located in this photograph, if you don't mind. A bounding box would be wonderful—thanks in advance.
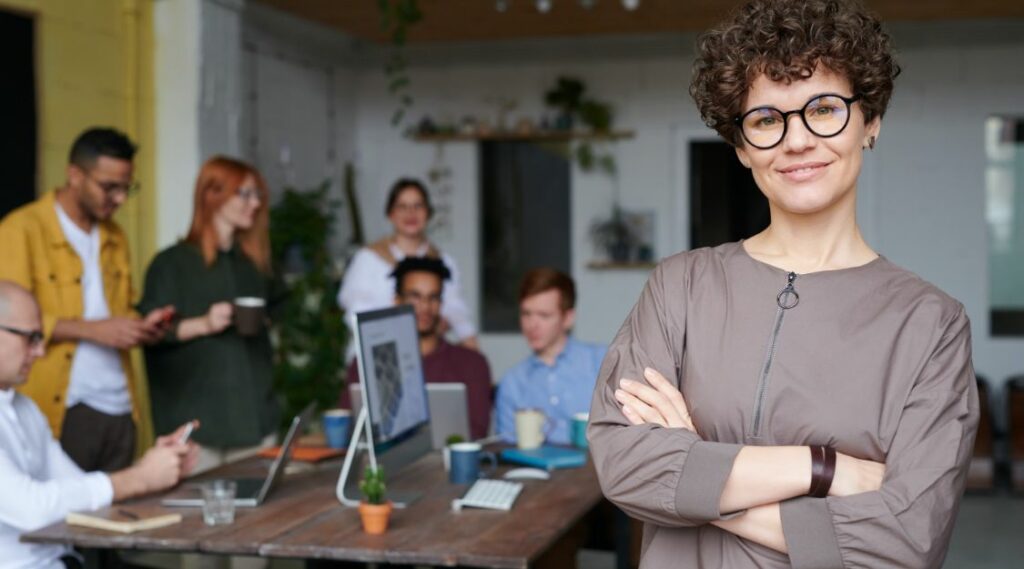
[177,422,195,445]
[160,307,177,326]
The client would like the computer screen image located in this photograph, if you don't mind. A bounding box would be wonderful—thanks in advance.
[355,305,430,444]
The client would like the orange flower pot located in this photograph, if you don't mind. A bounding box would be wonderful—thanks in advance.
[358,501,393,535]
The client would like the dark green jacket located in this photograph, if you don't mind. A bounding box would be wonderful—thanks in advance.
[139,242,285,448]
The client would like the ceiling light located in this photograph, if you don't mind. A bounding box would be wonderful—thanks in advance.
[495,0,510,12]
[536,0,552,13]
[580,0,597,9]
[622,0,639,10]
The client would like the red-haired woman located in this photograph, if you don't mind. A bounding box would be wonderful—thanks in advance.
[139,156,283,472]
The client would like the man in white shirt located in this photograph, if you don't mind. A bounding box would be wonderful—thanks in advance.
[0,281,195,569]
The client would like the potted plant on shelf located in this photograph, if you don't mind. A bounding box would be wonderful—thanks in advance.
[544,76,585,131]
[543,76,618,176]
[358,466,392,534]
[590,206,636,263]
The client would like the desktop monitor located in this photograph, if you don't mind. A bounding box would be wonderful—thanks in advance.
[353,305,430,444]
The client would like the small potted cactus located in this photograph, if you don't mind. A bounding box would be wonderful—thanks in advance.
[358,466,392,534]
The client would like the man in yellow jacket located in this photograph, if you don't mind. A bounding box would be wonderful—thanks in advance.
[0,127,174,472]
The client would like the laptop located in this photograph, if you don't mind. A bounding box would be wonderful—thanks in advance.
[162,403,314,508]
[350,382,470,449]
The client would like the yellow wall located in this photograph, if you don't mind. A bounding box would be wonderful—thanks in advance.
[1,0,157,448]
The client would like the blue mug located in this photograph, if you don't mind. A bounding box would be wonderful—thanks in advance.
[448,442,497,484]
[571,412,589,449]
[322,409,351,449]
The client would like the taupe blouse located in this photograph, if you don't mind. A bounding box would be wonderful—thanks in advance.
[589,241,978,568]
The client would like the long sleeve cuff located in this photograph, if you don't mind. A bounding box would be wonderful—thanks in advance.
[85,472,115,511]
[780,497,844,569]
[674,441,743,521]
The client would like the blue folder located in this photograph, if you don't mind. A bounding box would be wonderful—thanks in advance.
[499,445,587,471]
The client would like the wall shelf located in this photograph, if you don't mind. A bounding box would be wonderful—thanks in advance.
[586,261,658,271]
[410,130,635,143]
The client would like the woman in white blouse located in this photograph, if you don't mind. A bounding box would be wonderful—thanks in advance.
[338,178,478,350]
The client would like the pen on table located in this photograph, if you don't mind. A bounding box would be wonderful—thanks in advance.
[117,509,140,520]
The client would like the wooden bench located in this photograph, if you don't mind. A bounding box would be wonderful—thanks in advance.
[1009,375,1024,494]
[966,375,995,491]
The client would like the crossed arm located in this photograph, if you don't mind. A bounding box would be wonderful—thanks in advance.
[614,367,885,554]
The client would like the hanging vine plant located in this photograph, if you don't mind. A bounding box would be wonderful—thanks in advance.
[378,0,423,126]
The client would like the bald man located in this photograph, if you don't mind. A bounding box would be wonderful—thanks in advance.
[0,281,196,569]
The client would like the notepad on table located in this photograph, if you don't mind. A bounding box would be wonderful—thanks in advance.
[499,445,587,471]
[66,509,182,534]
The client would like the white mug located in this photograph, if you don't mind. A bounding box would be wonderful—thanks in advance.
[514,408,551,450]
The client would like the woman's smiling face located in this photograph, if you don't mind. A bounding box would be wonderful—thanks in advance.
[735,68,881,217]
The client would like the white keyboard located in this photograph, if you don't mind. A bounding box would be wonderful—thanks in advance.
[451,479,524,512]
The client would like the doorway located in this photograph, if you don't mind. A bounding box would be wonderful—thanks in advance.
[0,9,36,219]
[689,141,768,248]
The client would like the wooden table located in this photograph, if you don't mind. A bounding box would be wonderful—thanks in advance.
[22,451,607,568]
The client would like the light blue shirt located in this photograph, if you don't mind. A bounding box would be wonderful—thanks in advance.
[496,338,607,445]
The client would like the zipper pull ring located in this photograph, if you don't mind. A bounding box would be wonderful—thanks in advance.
[777,271,800,309]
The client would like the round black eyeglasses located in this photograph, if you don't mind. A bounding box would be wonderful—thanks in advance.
[734,93,861,150]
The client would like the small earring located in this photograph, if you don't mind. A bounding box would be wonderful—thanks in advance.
[866,136,876,150]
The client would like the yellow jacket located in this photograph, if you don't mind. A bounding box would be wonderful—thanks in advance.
[0,191,140,435]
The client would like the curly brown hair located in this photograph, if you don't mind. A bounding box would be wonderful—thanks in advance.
[690,0,900,146]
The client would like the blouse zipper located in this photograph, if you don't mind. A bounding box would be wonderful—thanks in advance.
[750,271,800,439]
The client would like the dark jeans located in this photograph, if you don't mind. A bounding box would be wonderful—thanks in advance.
[60,403,136,472]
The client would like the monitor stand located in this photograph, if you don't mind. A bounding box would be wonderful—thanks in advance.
[335,407,432,509]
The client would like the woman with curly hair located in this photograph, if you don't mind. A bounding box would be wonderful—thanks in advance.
[588,1,978,567]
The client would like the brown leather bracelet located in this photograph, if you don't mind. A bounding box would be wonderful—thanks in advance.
[816,446,837,498]
[809,445,837,498]
[808,445,825,497]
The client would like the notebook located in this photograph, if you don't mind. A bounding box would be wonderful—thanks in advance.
[499,446,587,471]
[66,509,182,534]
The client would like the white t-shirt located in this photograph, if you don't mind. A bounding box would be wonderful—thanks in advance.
[0,389,113,569]
[337,242,476,356]
[54,205,132,416]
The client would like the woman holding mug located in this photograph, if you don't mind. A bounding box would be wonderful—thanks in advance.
[588,1,978,567]
[338,178,477,350]
[139,156,284,472]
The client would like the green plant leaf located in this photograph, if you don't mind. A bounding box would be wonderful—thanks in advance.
[598,154,617,176]
[378,0,391,32]
[579,99,613,132]
[575,143,595,171]
[388,77,410,93]
[378,0,420,130]
[398,0,423,24]
[269,181,347,433]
